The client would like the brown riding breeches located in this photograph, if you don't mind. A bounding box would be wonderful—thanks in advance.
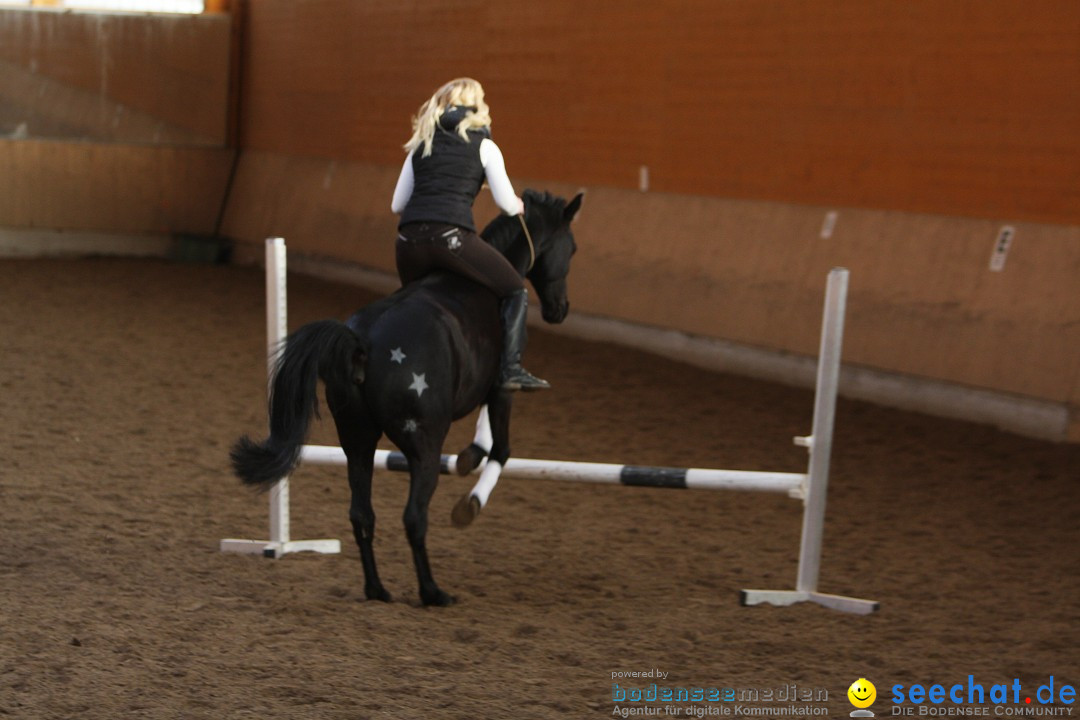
[395,222,524,299]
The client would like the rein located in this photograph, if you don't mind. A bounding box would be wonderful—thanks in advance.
[517,214,536,273]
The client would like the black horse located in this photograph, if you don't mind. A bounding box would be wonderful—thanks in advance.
[231,189,583,606]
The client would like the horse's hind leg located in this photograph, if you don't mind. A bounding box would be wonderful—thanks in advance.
[347,441,391,602]
[330,398,390,602]
[403,452,454,606]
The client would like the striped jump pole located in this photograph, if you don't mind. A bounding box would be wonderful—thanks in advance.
[300,445,807,497]
[220,238,341,559]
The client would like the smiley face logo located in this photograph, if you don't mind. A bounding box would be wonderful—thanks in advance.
[848,678,877,709]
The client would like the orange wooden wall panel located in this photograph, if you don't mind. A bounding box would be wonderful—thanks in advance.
[237,0,1080,225]
[0,9,233,237]
[0,139,233,234]
[221,153,1080,420]
[0,9,230,143]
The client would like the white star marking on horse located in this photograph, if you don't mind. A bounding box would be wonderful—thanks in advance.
[390,347,406,364]
[403,419,418,433]
[409,373,428,397]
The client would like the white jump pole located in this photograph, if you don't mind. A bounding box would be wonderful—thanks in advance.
[220,238,341,559]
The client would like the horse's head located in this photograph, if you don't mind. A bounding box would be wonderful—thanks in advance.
[520,189,583,324]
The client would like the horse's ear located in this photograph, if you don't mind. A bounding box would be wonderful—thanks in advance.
[564,191,585,223]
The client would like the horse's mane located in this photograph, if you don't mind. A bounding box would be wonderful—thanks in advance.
[481,189,565,255]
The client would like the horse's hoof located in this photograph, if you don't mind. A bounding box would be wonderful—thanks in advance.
[365,586,392,603]
[422,589,457,607]
[454,444,487,476]
[451,495,481,528]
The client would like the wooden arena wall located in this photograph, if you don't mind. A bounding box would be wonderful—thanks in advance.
[220,0,1080,440]
[0,8,230,144]
[1,2,1078,440]
[231,1,1080,226]
[0,7,234,239]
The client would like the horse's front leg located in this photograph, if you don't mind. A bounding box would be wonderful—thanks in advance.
[403,451,455,606]
[451,392,512,527]
[454,404,492,476]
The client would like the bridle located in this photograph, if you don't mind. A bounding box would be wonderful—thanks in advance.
[517,213,536,273]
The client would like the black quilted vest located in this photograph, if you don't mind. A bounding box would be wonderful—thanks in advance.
[399,107,488,232]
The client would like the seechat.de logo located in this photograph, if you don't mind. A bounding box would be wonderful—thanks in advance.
[890,676,1076,716]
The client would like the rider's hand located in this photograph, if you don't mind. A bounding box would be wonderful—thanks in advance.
[515,196,525,216]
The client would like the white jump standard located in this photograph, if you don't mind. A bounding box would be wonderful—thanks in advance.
[223,238,879,613]
[219,238,341,559]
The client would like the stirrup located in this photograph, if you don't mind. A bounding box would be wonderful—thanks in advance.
[500,366,551,391]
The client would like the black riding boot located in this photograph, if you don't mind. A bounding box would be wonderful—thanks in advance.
[499,289,550,391]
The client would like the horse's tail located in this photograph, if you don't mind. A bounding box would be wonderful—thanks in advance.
[230,320,367,490]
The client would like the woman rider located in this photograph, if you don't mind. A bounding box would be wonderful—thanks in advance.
[391,78,548,391]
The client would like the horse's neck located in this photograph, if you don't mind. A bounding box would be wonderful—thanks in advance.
[484,216,533,277]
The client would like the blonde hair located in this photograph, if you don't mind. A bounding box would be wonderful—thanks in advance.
[404,78,493,158]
